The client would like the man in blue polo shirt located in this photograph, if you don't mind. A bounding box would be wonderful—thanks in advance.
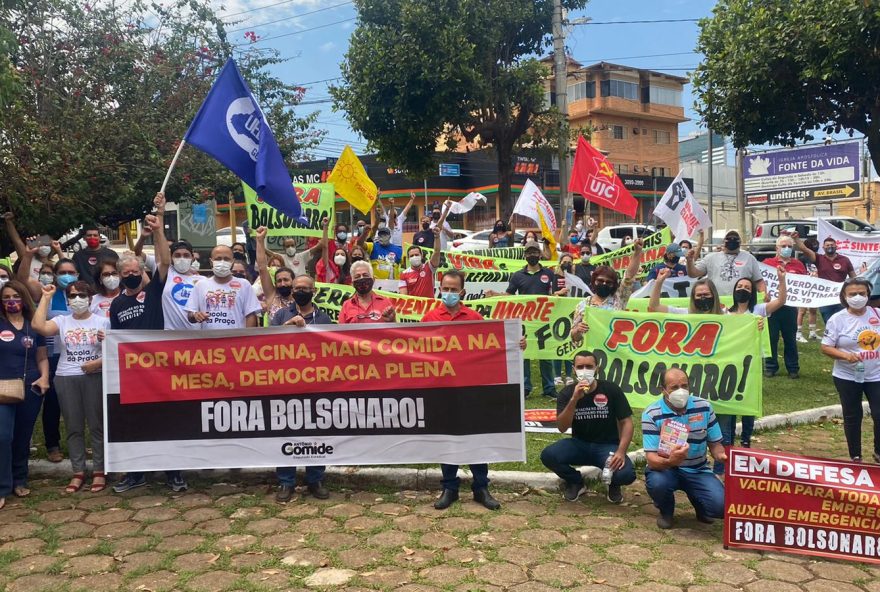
[642,368,727,529]
[646,243,688,281]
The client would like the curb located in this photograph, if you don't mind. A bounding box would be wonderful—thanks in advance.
[28,402,862,492]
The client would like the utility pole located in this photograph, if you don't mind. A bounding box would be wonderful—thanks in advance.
[552,0,570,228]
[735,148,746,239]
[706,129,714,243]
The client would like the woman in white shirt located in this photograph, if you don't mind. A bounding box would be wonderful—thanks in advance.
[648,268,724,315]
[33,281,109,494]
[821,278,880,463]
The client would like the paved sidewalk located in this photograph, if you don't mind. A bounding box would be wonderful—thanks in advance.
[0,419,877,592]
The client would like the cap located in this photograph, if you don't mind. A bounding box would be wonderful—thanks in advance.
[377,227,391,237]
[524,240,541,253]
[169,240,193,254]
[664,243,682,257]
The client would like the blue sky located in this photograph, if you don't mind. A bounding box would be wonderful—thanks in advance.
[217,0,717,159]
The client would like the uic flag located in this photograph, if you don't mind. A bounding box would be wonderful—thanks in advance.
[652,171,711,242]
[571,135,638,218]
[184,58,307,225]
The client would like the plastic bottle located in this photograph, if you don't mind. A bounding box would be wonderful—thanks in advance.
[854,360,865,384]
[601,452,614,485]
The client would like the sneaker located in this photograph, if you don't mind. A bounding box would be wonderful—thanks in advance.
[564,377,575,385]
[113,474,147,493]
[563,481,586,502]
[167,476,188,492]
[763,370,776,378]
[809,331,820,340]
[275,484,295,503]
[788,371,799,379]
[796,333,808,343]
[553,377,563,387]
[47,449,63,463]
[852,456,862,463]
[307,481,330,500]
[656,514,675,529]
[606,484,623,504]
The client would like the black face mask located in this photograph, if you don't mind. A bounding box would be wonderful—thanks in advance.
[232,272,247,279]
[825,246,836,255]
[353,277,374,295]
[233,251,246,261]
[594,284,614,298]
[122,275,141,290]
[525,255,540,267]
[725,238,740,251]
[293,290,313,306]
[277,286,292,298]
[494,225,503,232]
[733,289,751,304]
[421,222,430,230]
[432,212,441,220]
[694,297,715,312]
[351,256,364,262]
[666,257,678,265]
[561,262,572,272]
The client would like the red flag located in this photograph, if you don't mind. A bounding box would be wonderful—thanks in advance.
[570,136,638,218]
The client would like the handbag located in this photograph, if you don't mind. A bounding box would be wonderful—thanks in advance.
[0,321,29,405]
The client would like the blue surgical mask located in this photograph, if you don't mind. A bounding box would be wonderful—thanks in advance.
[440,292,461,308]
[57,273,77,288]
[780,246,792,258]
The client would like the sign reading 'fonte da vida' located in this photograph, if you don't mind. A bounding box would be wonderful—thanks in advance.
[102,322,525,472]
[725,448,880,564]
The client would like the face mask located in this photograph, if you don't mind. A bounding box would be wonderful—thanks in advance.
[440,292,461,308]
[232,272,247,279]
[212,261,232,278]
[575,368,594,383]
[525,255,540,267]
[570,237,578,245]
[39,273,54,286]
[3,299,22,314]
[847,294,869,309]
[285,247,297,257]
[353,277,374,295]
[733,289,751,304]
[825,246,836,255]
[122,275,142,290]
[334,254,347,266]
[666,256,678,265]
[494,225,503,232]
[561,262,572,272]
[276,286,292,298]
[377,234,391,246]
[680,247,690,257]
[667,387,690,409]
[594,284,614,298]
[432,212,441,221]
[780,246,793,258]
[85,237,100,249]
[725,238,740,251]
[336,231,347,242]
[233,251,246,261]
[422,222,430,230]
[409,255,422,268]
[173,257,192,274]
[293,290,313,306]
[694,297,715,312]
[38,246,52,258]
[357,226,366,235]
[57,273,77,288]
[69,296,89,313]
[351,255,364,262]
[191,260,201,271]
[0,278,7,289]
[102,275,120,291]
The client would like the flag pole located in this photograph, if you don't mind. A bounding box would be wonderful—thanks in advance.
[159,140,187,194]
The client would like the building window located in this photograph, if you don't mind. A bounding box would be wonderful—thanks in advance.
[651,167,667,177]
[566,80,595,103]
[653,130,671,145]
[615,164,629,174]
[602,78,639,100]
[612,125,626,140]
[649,86,682,106]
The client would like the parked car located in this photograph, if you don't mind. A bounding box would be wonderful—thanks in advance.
[805,216,877,234]
[216,226,247,247]
[595,224,656,252]
[750,219,816,260]
[449,229,526,252]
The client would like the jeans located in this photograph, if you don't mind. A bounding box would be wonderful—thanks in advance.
[55,374,104,473]
[42,356,61,451]
[277,466,326,486]
[765,305,799,374]
[524,359,554,396]
[0,385,44,497]
[714,414,755,475]
[819,304,843,324]
[832,377,880,460]
[553,359,574,379]
[440,464,489,492]
[540,439,636,486]
[645,467,725,518]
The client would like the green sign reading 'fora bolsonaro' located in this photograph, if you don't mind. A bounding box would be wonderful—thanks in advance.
[242,182,336,238]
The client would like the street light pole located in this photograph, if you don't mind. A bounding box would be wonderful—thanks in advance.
[552,0,570,228]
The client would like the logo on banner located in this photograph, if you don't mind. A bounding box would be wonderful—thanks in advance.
[226,97,260,161]
[281,441,335,458]
[586,159,620,205]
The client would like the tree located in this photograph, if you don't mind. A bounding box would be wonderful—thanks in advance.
[330,0,588,215]
[0,0,323,241]
[692,0,880,172]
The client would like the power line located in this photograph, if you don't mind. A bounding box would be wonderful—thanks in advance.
[227,1,353,33]
[222,0,304,19]
[238,16,356,45]
[575,51,698,62]
[581,18,700,25]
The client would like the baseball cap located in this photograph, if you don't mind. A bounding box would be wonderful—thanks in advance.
[377,227,391,236]
[665,243,682,257]
[524,240,541,253]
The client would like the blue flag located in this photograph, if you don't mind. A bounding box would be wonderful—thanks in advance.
[184,58,307,224]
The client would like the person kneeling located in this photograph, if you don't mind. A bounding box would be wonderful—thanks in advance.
[540,350,636,504]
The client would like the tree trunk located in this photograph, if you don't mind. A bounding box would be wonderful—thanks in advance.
[496,142,514,218]
[866,109,880,197]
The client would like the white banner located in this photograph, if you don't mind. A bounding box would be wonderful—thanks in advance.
[817,218,880,272]
[513,179,557,231]
[631,276,699,299]
[759,263,842,308]
[446,192,487,215]
[652,171,712,243]
[565,272,591,297]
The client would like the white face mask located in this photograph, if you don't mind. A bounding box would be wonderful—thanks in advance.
[409,255,422,268]
[667,387,690,409]
[334,254,347,266]
[69,296,89,313]
[212,260,232,278]
[575,368,594,383]
[285,247,297,257]
[191,260,201,271]
[38,245,52,258]
[173,257,192,274]
[39,273,54,286]
[847,294,869,310]
[101,275,120,290]
[0,278,7,289]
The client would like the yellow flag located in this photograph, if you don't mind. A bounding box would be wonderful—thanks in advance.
[537,209,558,261]
[327,146,378,214]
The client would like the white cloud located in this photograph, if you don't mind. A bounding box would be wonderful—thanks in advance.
[212,0,340,30]
[319,41,336,52]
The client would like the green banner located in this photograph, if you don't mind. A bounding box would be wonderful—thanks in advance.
[243,182,335,238]
[582,307,763,416]
[588,227,672,278]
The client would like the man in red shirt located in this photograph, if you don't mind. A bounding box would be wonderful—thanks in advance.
[421,270,500,510]
[794,233,856,322]
[763,235,807,379]
[399,227,442,297]
[338,261,397,324]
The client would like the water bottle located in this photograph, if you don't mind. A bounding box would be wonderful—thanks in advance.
[854,360,865,384]
[601,452,614,485]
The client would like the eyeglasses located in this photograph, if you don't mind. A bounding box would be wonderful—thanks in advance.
[68,293,87,298]
[594,279,614,286]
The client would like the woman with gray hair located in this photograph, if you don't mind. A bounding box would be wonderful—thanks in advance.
[762,234,807,379]
[338,261,396,324]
